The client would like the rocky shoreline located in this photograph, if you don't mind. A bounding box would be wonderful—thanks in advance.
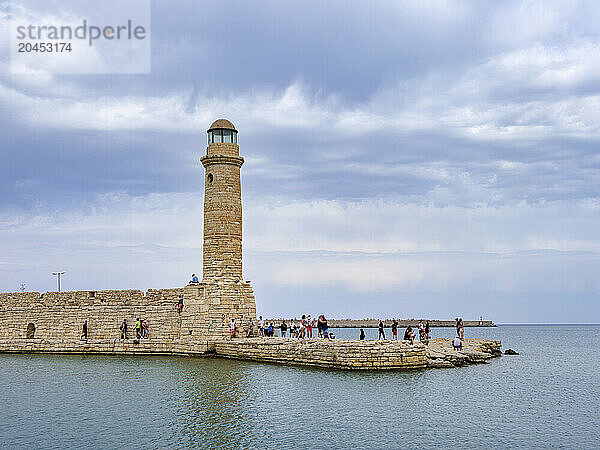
[426,338,503,368]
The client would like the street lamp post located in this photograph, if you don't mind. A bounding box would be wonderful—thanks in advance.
[52,272,65,292]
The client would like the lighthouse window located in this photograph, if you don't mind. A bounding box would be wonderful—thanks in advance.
[208,129,237,144]
[214,129,222,143]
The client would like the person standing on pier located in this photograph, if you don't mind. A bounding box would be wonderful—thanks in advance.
[359,328,366,340]
[300,315,307,338]
[403,326,415,344]
[119,319,128,340]
[378,320,386,340]
[246,318,255,337]
[259,316,265,337]
[306,315,313,338]
[459,318,464,339]
[418,321,425,341]
[391,318,398,340]
[425,321,431,339]
[135,318,142,339]
[317,315,326,338]
[280,320,287,337]
[229,318,236,338]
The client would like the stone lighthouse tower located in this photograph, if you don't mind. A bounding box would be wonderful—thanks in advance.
[200,119,243,282]
[181,119,257,340]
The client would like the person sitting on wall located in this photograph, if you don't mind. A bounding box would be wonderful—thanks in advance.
[452,336,463,350]
[190,273,199,284]
[120,319,128,340]
[81,321,88,340]
[403,326,415,345]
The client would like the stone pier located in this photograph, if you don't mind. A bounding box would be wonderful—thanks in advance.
[212,338,427,370]
[0,336,502,371]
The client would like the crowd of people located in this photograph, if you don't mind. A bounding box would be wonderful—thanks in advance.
[117,317,149,340]
[229,314,336,339]
[227,315,467,345]
[374,319,432,344]
[228,316,472,348]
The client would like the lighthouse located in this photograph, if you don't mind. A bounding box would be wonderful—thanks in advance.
[179,118,256,339]
[200,119,244,283]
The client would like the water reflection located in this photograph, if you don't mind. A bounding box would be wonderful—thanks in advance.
[1,326,599,448]
[174,357,260,447]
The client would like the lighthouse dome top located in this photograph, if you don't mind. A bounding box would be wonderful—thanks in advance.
[208,119,236,132]
[207,119,238,145]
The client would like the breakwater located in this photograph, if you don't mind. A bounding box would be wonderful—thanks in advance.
[0,337,425,370]
[214,338,427,370]
[266,318,496,328]
[0,336,502,370]
[0,289,500,371]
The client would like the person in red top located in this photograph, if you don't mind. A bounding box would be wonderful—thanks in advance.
[229,318,236,338]
[306,314,313,338]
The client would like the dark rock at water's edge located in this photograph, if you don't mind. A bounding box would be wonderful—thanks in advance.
[504,349,519,355]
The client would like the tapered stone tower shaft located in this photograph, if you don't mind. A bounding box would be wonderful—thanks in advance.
[200,119,244,282]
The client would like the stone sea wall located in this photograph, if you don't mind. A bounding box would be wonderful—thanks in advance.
[213,337,427,370]
[0,289,183,341]
[0,284,257,342]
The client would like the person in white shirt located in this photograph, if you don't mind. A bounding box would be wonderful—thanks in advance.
[300,315,307,338]
[229,318,236,339]
[452,336,463,350]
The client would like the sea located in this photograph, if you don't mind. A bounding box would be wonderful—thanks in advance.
[1,325,598,449]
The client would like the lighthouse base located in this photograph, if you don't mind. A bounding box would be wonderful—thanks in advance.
[181,281,257,339]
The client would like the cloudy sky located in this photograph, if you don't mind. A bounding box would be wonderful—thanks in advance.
[1,0,599,322]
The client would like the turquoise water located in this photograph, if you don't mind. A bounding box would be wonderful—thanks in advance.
[1,325,599,448]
